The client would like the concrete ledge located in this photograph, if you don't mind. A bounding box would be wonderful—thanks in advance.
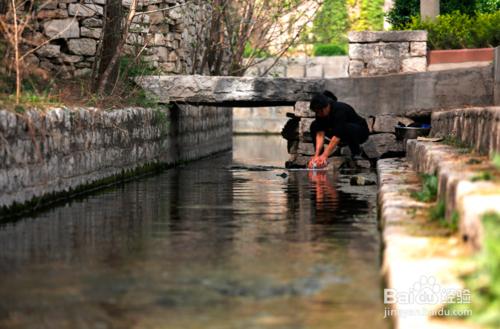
[406,140,500,249]
[431,107,500,156]
[378,158,472,329]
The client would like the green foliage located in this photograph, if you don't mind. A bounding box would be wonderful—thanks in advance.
[358,0,385,31]
[471,171,493,182]
[313,43,348,56]
[388,0,500,29]
[475,0,500,13]
[429,201,459,231]
[492,154,500,169]
[411,174,438,202]
[405,11,500,49]
[464,212,500,328]
[119,55,158,77]
[243,43,271,58]
[386,0,420,29]
[311,0,349,44]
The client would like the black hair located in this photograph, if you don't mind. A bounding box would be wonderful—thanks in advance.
[309,90,337,112]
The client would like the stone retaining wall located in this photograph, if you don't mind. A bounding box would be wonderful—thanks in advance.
[348,31,428,76]
[431,107,500,156]
[27,0,210,77]
[0,105,232,216]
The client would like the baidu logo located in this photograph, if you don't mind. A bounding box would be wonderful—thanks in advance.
[384,276,471,305]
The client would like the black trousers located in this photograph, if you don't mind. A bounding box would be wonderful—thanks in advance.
[310,120,369,156]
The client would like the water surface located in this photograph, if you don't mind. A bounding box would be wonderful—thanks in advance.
[0,135,386,329]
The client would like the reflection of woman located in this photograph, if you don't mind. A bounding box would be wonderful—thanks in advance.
[307,170,338,212]
[308,91,369,169]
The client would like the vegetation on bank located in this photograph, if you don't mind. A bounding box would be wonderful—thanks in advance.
[387,0,500,29]
[388,0,500,49]
[307,0,385,56]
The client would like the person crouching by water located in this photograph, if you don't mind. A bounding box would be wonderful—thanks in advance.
[308,91,369,169]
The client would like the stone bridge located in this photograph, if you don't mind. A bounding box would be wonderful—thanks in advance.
[136,64,496,117]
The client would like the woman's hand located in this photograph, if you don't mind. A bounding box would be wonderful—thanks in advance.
[308,154,328,169]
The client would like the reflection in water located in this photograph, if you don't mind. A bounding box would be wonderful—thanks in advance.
[0,135,386,329]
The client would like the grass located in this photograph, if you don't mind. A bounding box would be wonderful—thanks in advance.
[471,171,493,182]
[448,212,500,328]
[411,173,438,202]
[0,55,161,112]
[442,135,473,152]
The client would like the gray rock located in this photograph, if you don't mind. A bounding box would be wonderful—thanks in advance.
[410,42,427,57]
[294,101,314,118]
[80,27,102,39]
[68,38,97,56]
[43,18,80,39]
[402,57,427,73]
[81,18,103,28]
[68,3,103,16]
[35,44,61,58]
[372,115,414,133]
[350,175,376,185]
[348,31,428,43]
[135,75,325,105]
[368,133,404,156]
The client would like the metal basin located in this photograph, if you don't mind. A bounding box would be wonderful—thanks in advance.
[395,126,431,141]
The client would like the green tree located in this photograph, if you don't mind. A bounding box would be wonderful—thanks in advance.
[388,0,500,29]
[311,0,349,44]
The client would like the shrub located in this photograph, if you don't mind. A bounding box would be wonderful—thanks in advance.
[405,10,500,49]
[313,43,348,56]
[388,0,500,29]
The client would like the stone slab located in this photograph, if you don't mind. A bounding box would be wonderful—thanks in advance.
[348,31,428,43]
[406,139,500,249]
[378,158,474,329]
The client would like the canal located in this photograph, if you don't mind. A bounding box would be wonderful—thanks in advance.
[0,135,386,329]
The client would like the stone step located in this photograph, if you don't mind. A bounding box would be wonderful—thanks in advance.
[407,139,500,250]
[378,158,474,329]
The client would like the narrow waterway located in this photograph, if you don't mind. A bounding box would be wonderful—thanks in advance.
[0,135,386,329]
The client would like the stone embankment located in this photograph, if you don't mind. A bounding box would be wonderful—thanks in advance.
[0,105,232,217]
[378,106,500,328]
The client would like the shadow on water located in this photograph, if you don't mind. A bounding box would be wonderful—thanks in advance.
[0,135,387,329]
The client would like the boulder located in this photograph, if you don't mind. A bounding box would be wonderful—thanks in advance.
[68,38,97,56]
[43,18,80,39]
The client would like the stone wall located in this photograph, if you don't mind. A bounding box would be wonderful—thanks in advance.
[0,105,232,215]
[348,31,428,77]
[431,107,500,156]
[27,0,209,77]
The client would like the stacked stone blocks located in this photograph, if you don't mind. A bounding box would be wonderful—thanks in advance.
[348,31,428,77]
[27,0,209,77]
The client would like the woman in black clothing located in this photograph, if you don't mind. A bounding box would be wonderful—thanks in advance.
[308,91,369,169]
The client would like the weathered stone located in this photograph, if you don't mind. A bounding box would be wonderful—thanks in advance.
[372,115,414,133]
[37,9,69,19]
[401,57,427,72]
[287,64,305,78]
[410,42,427,57]
[306,63,323,78]
[294,101,314,118]
[80,27,102,39]
[368,133,404,156]
[38,0,59,10]
[348,43,364,60]
[68,3,103,16]
[43,18,80,39]
[135,75,326,105]
[348,31,428,43]
[348,60,364,76]
[75,68,92,77]
[35,44,61,58]
[81,17,103,27]
[68,38,97,56]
